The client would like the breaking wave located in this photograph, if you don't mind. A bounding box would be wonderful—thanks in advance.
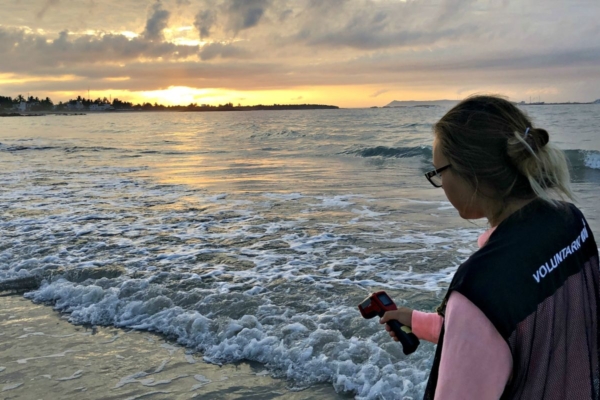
[343,146,432,159]
[346,147,600,172]
[565,150,600,171]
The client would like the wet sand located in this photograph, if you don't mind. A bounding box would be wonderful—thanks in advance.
[0,296,348,399]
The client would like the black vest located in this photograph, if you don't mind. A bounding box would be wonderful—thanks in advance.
[424,200,600,399]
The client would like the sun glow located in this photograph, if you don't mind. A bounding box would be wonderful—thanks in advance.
[3,82,457,108]
[118,85,440,108]
[139,86,218,105]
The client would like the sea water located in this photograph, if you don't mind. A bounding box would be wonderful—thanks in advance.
[1,105,599,399]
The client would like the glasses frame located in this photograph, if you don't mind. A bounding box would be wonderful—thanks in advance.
[425,164,451,188]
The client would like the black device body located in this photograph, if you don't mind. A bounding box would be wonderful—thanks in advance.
[358,291,420,355]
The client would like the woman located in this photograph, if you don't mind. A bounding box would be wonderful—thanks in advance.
[380,95,599,399]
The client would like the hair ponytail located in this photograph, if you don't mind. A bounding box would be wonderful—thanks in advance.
[506,127,573,204]
[434,95,575,217]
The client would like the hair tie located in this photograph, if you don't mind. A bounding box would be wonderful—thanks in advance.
[524,127,531,139]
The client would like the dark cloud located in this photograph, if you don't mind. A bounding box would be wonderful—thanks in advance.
[7,44,599,93]
[279,8,293,21]
[36,0,60,20]
[436,0,478,24]
[305,0,349,15]
[304,25,478,50]
[143,1,171,41]
[0,27,198,71]
[26,61,285,92]
[226,0,270,33]
[370,89,388,98]
[199,42,249,60]
[194,9,216,39]
[176,0,191,6]
[285,1,480,51]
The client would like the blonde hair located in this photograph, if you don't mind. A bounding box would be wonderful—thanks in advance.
[434,95,574,219]
[506,127,573,204]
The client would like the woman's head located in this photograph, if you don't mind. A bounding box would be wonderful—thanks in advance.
[433,95,573,224]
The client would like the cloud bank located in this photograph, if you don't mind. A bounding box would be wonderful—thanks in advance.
[0,0,599,104]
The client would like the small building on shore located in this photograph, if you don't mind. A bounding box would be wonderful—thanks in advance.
[89,103,114,111]
[13,102,39,112]
[67,101,84,111]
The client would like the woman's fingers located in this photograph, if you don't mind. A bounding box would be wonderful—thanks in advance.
[379,311,398,342]
[379,310,401,324]
[379,307,413,327]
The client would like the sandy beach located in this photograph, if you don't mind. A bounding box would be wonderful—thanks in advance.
[0,296,346,400]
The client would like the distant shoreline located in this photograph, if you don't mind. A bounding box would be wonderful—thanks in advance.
[0,112,87,117]
[1,104,339,117]
[519,102,599,106]
[380,99,600,108]
[372,102,599,109]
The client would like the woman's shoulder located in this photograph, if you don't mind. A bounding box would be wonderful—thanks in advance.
[448,199,595,338]
[492,199,583,241]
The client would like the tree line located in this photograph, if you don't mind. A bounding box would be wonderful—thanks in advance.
[0,94,338,112]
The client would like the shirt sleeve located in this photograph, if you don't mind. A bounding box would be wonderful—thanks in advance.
[409,222,495,345]
[411,310,443,344]
[435,291,512,400]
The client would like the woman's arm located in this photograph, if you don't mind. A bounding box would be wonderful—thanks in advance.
[411,311,443,344]
[382,228,498,344]
[380,307,443,344]
[435,291,512,400]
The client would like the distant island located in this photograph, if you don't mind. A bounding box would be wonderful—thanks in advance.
[382,100,459,108]
[0,94,338,115]
[379,99,600,108]
[518,99,600,106]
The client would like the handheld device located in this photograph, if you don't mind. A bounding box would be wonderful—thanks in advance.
[358,291,420,355]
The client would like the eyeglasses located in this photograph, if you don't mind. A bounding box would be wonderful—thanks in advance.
[425,164,451,188]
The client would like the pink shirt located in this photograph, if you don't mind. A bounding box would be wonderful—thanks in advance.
[411,227,512,399]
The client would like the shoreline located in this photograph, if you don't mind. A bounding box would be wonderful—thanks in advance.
[0,295,348,399]
[0,112,86,117]
[0,108,341,117]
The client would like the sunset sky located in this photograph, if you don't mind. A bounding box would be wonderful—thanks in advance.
[1,0,599,107]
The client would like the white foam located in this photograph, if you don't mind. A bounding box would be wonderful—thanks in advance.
[0,161,487,399]
[351,207,388,218]
[17,332,45,339]
[124,391,171,400]
[264,193,305,201]
[184,354,197,364]
[139,375,188,387]
[100,334,120,344]
[309,195,358,208]
[17,350,75,364]
[584,151,600,170]
[194,374,211,383]
[115,371,151,388]
[154,359,169,373]
[160,343,179,355]
[2,383,23,392]
[27,279,435,398]
[56,370,83,381]
[190,373,212,390]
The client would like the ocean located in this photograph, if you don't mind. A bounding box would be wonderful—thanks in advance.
[1,105,599,399]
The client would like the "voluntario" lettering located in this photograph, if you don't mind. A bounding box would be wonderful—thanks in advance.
[533,220,590,284]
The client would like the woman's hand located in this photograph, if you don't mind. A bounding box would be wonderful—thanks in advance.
[379,307,413,342]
